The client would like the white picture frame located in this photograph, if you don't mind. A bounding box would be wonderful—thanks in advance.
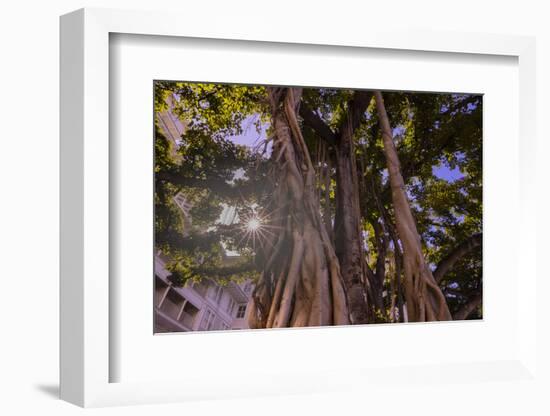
[60,7,540,408]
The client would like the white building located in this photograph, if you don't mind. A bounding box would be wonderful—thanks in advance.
[155,100,254,333]
[154,252,253,333]
[156,93,186,161]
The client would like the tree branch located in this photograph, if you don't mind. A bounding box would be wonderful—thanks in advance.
[433,232,482,283]
[453,292,482,320]
[299,90,373,147]
[339,90,373,137]
[299,102,337,146]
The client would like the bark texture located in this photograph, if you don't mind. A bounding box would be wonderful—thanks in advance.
[374,91,452,322]
[333,109,370,324]
[247,88,350,328]
[301,92,372,324]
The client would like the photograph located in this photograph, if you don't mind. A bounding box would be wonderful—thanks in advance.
[153,81,482,333]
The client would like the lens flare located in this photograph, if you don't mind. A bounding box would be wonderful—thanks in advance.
[247,218,261,231]
[235,202,285,252]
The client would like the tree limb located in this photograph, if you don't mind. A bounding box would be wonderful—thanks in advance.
[433,232,482,283]
[453,292,482,320]
[375,90,451,321]
[339,90,373,137]
[299,90,373,147]
[298,102,337,146]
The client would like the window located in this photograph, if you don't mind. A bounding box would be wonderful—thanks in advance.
[209,285,223,304]
[226,298,236,315]
[216,287,224,304]
[209,284,218,299]
[236,304,247,319]
[173,192,192,214]
[200,309,216,330]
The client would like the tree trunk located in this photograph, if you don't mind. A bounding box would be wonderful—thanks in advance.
[374,91,452,322]
[299,93,372,324]
[247,87,350,328]
[333,125,369,324]
[333,92,372,324]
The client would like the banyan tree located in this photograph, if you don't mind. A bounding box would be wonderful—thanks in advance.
[154,81,483,327]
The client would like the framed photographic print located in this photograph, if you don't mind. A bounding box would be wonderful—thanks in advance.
[152,80,482,334]
[60,7,541,410]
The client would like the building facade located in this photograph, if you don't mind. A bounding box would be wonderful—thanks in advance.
[154,253,253,333]
[155,95,254,333]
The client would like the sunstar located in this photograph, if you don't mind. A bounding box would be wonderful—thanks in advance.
[246,217,261,231]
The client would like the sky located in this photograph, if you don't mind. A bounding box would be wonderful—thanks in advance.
[228,113,463,183]
[433,164,463,182]
[227,114,271,156]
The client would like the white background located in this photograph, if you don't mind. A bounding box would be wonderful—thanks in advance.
[112,34,519,384]
[1,0,548,415]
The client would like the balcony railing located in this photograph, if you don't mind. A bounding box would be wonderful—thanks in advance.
[178,312,196,329]
[159,298,180,320]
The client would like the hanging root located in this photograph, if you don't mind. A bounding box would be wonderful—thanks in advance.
[248,87,350,328]
[375,91,452,322]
